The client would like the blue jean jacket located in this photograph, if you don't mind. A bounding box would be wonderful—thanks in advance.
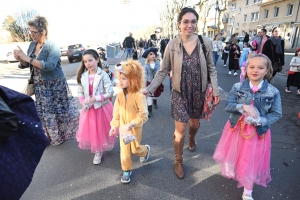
[145,61,160,82]
[18,40,64,81]
[224,79,282,135]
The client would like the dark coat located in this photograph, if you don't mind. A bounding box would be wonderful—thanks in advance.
[244,34,249,43]
[229,44,241,71]
[0,85,49,200]
[262,39,285,66]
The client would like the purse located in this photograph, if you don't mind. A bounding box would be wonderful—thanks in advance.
[271,42,283,72]
[23,68,34,96]
[198,35,218,120]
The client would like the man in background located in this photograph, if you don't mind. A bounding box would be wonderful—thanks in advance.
[123,32,136,59]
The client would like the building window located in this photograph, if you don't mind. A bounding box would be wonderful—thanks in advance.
[274,7,279,18]
[250,12,259,21]
[244,14,247,23]
[246,0,249,6]
[229,17,233,25]
[264,9,269,19]
[238,7,242,13]
[230,3,236,11]
[236,23,239,28]
[253,0,261,3]
[287,4,294,16]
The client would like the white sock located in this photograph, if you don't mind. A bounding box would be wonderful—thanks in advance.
[243,188,253,196]
[147,97,153,105]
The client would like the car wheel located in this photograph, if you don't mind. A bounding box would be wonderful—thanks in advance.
[68,58,73,63]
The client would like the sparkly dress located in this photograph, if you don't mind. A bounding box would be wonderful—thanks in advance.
[171,44,206,123]
[76,75,116,153]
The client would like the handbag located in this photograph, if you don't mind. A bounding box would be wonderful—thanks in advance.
[271,42,283,72]
[198,35,218,120]
[23,68,34,96]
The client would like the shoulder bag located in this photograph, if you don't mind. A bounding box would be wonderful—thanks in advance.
[23,68,35,96]
[198,35,218,121]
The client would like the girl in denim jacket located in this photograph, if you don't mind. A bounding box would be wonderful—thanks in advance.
[213,54,282,200]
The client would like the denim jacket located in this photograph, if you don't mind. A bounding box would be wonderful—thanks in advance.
[145,61,160,82]
[224,79,282,135]
[18,40,64,81]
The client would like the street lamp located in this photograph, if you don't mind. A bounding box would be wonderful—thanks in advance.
[214,0,220,36]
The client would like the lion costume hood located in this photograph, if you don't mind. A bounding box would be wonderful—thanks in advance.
[115,59,145,93]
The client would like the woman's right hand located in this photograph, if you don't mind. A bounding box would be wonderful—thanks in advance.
[242,105,258,118]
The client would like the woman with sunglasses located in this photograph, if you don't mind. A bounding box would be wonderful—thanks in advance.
[13,16,79,146]
[143,7,220,179]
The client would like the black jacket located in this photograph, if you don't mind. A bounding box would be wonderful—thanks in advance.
[262,39,285,66]
[244,34,249,43]
[123,36,136,49]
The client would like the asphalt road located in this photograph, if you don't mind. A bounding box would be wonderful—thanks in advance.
[0,53,299,200]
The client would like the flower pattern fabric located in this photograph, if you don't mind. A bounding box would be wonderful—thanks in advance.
[171,44,206,122]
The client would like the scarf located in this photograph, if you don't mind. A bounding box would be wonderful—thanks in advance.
[270,36,282,54]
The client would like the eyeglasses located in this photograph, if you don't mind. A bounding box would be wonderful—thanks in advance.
[155,31,161,33]
[29,30,40,35]
[179,20,197,26]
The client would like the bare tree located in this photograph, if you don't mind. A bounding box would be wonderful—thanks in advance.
[2,9,38,42]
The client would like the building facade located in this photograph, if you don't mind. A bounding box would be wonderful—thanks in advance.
[221,0,300,50]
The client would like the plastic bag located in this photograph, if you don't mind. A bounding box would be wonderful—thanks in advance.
[240,105,262,126]
[120,126,136,145]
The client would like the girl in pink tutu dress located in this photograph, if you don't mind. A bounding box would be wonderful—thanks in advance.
[76,49,116,165]
[213,54,282,200]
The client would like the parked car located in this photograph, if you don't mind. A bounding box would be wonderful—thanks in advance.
[67,44,86,63]
[60,46,68,56]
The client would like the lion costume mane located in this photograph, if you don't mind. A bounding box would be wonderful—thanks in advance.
[115,59,145,93]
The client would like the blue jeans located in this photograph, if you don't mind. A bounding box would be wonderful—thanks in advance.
[125,48,133,59]
[213,51,219,67]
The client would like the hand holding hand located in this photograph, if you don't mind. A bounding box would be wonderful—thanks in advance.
[109,127,116,136]
[213,96,220,106]
[142,89,150,97]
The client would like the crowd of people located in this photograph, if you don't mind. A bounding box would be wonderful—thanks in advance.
[2,6,299,200]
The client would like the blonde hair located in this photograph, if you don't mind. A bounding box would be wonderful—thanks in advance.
[245,53,273,81]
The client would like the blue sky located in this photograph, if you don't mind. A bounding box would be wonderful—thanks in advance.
[0,0,163,45]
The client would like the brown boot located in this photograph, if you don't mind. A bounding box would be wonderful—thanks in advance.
[174,135,184,179]
[188,123,200,152]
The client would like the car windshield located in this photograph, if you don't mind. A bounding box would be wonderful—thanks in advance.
[68,44,83,49]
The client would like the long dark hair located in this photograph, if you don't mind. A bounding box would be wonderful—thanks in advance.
[76,49,102,85]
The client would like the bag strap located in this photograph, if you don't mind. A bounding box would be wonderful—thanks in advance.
[198,35,210,82]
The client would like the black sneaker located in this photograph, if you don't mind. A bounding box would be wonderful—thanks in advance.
[121,170,132,183]
[140,145,151,163]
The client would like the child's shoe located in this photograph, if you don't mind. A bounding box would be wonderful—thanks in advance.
[93,152,102,165]
[297,89,300,95]
[242,194,254,200]
[285,87,291,93]
[233,72,238,76]
[223,64,226,67]
[121,170,132,183]
[140,145,151,163]
[228,71,232,74]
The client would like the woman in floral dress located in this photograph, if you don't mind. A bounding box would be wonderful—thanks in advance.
[144,7,220,179]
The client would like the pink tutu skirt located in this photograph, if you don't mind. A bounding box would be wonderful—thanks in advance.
[213,117,271,189]
[76,102,117,153]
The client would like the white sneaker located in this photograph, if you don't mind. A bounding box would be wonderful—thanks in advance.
[140,145,151,163]
[228,71,232,74]
[233,72,238,76]
[223,64,226,67]
[242,194,254,200]
[93,152,102,165]
[297,89,300,95]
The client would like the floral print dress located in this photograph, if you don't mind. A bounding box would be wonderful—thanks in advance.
[171,44,206,123]
[31,51,79,146]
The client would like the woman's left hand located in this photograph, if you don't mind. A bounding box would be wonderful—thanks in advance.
[213,96,220,106]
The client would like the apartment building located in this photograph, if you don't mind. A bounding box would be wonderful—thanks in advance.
[221,0,300,49]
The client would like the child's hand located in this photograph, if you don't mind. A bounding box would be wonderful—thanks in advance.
[109,127,116,136]
[88,96,96,104]
[242,105,259,118]
[124,123,134,131]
